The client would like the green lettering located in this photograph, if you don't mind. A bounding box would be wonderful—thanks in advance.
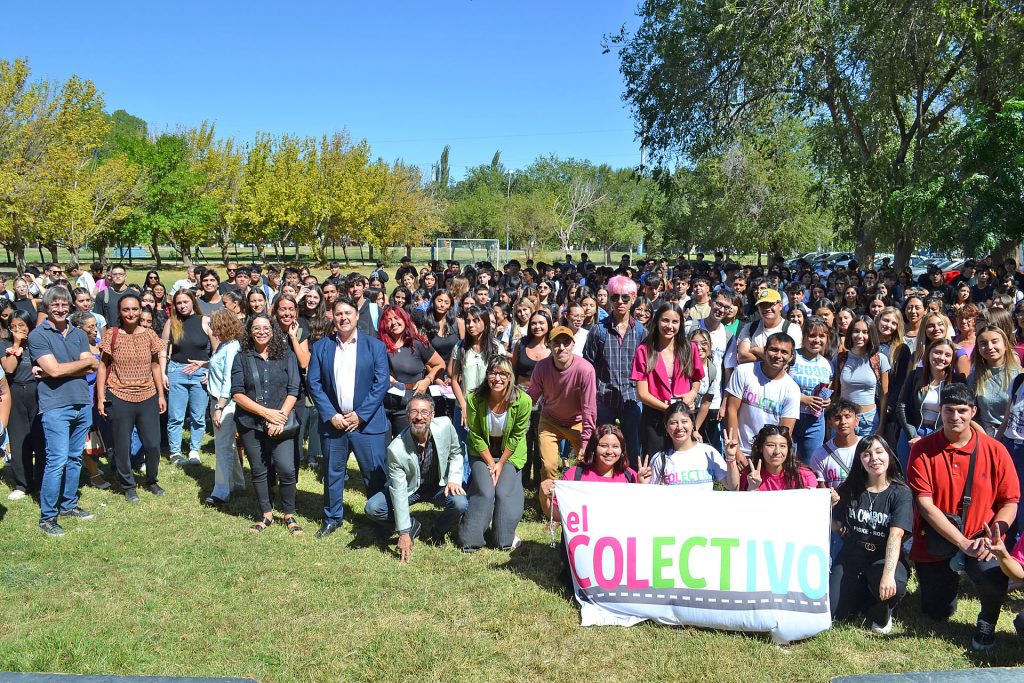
[652,537,675,588]
[710,537,740,591]
[679,536,707,589]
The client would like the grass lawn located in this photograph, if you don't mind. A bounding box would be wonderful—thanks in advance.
[1,441,1023,683]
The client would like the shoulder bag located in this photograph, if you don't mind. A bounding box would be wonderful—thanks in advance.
[921,437,978,559]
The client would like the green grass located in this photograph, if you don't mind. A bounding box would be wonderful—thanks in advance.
[1,444,1023,683]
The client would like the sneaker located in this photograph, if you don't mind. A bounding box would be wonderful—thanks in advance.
[58,507,95,520]
[971,618,996,651]
[187,450,201,464]
[125,489,141,504]
[145,483,166,496]
[39,519,65,537]
[169,453,186,466]
[870,616,893,635]
[504,535,523,552]
[7,489,26,501]
[1013,612,1024,638]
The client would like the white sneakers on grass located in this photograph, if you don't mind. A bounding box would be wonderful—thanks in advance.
[188,450,201,464]
[7,489,26,501]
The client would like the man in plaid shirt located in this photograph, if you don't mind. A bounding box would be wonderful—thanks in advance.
[583,274,648,468]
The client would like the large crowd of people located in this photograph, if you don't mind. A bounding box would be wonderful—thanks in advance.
[4,252,1024,649]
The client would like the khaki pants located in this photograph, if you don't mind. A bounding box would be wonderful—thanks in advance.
[537,415,582,516]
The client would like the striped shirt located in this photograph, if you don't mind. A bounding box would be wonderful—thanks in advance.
[583,315,648,410]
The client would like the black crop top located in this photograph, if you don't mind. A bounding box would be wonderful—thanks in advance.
[169,315,211,364]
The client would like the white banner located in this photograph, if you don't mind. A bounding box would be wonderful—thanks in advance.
[556,481,832,644]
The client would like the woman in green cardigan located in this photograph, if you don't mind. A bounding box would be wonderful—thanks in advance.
[459,355,533,551]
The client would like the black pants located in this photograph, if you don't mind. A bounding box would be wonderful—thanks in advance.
[238,426,296,515]
[8,382,44,493]
[916,557,1009,624]
[523,410,541,489]
[109,394,161,490]
[640,405,669,458]
[829,549,908,624]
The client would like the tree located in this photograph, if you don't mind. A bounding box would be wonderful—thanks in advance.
[188,122,243,266]
[507,190,559,261]
[586,168,645,263]
[364,161,441,262]
[607,0,1024,265]
[554,175,604,255]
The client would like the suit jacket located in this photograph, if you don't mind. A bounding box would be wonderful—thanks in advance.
[387,416,464,533]
[306,331,389,435]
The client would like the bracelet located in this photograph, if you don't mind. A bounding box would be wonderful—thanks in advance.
[724,456,736,463]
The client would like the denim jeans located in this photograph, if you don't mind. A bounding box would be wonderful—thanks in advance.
[39,404,92,521]
[854,408,877,437]
[1004,439,1024,542]
[365,485,469,537]
[167,360,208,454]
[211,403,245,500]
[794,412,826,464]
[321,429,387,524]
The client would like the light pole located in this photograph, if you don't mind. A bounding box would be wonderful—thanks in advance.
[505,170,515,264]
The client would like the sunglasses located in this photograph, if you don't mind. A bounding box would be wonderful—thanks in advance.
[609,294,632,303]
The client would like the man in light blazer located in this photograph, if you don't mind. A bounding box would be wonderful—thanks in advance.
[365,394,467,563]
[307,296,390,539]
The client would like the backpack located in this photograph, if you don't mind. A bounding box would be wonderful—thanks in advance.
[831,350,881,395]
[573,466,635,483]
[750,318,792,341]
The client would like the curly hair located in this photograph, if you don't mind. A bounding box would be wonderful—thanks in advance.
[240,313,288,360]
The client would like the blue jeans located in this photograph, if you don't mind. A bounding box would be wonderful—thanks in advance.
[39,404,92,521]
[854,408,877,437]
[321,428,387,524]
[597,399,643,469]
[1004,439,1024,542]
[167,360,208,454]
[794,412,826,464]
[365,485,469,536]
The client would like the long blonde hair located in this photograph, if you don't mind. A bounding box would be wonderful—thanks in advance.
[169,289,200,345]
[913,313,953,367]
[971,324,1021,397]
[875,306,905,367]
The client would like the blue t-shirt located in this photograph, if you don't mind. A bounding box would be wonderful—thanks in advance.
[834,352,891,407]
[28,321,92,412]
[788,353,832,415]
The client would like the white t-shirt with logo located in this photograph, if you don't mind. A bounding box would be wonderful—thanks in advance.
[725,362,802,453]
[650,443,728,489]
[738,318,803,355]
[809,439,859,489]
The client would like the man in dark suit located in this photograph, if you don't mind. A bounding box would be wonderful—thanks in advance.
[306,296,390,539]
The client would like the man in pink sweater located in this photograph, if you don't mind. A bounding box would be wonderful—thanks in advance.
[527,325,597,515]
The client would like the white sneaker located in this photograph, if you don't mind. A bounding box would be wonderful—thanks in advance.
[7,489,26,501]
[870,617,893,635]
[504,535,523,552]
[188,450,201,464]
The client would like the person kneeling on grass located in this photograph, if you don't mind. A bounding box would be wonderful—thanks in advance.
[830,435,913,634]
[540,424,653,522]
[982,522,1024,638]
[649,401,740,490]
[741,424,818,491]
[365,394,468,563]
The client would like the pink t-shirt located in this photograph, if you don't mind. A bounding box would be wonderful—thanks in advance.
[1010,534,1024,564]
[561,465,639,484]
[741,466,818,491]
[630,342,706,402]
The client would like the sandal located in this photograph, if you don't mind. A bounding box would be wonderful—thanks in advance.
[249,515,274,534]
[284,515,304,536]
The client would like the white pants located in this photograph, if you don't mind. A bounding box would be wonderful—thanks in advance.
[211,403,245,499]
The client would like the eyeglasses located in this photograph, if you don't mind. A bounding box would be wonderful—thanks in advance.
[487,371,511,378]
[609,294,632,303]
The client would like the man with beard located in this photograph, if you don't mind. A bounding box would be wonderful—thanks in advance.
[364,394,467,562]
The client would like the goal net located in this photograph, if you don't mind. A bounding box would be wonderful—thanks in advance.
[433,238,502,267]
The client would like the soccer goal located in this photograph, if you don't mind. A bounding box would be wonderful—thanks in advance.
[433,238,502,267]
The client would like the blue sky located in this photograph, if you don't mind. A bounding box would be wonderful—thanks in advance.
[0,1,642,178]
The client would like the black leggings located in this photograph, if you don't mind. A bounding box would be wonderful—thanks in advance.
[7,382,44,493]
[916,557,1009,624]
[829,549,908,625]
[640,405,669,458]
[238,426,296,515]
[109,394,162,490]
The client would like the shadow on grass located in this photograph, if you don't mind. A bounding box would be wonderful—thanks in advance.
[493,539,575,602]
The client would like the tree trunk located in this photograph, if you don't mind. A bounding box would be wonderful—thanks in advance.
[47,243,58,263]
[993,236,1019,264]
[69,244,80,263]
[893,231,915,271]
[341,242,350,265]
[13,244,26,273]
[36,244,45,263]
[181,243,193,268]
[150,237,163,268]
[221,242,230,267]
